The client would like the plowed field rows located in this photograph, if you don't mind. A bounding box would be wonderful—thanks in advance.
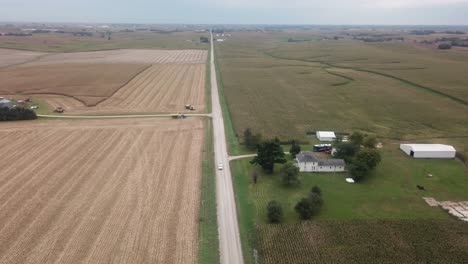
[26,49,207,65]
[0,118,204,264]
[43,63,206,114]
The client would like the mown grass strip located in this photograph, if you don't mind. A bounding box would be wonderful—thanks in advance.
[199,118,220,264]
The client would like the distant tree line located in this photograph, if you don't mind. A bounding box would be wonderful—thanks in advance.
[0,107,37,121]
[3,32,32,37]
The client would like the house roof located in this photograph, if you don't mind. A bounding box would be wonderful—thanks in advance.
[316,131,336,138]
[296,151,345,166]
[401,144,456,152]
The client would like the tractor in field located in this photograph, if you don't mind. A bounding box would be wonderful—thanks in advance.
[54,107,64,113]
[184,104,195,111]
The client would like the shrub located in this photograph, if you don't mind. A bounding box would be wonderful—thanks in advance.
[267,200,283,223]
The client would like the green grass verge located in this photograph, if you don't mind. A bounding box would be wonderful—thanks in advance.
[199,119,220,264]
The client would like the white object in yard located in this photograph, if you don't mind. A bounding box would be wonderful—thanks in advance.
[346,178,355,183]
[400,144,456,159]
[217,163,223,170]
[316,131,336,142]
[295,151,345,172]
[30,105,38,109]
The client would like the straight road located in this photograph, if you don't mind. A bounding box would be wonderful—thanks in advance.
[210,32,244,264]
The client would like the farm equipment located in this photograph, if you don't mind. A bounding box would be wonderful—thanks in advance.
[171,113,187,119]
[313,144,332,152]
[54,107,64,113]
[184,104,195,111]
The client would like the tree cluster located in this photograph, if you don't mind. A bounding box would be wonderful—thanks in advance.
[294,186,323,220]
[251,138,286,173]
[0,107,37,121]
[334,132,382,182]
[200,36,209,43]
[438,43,452,50]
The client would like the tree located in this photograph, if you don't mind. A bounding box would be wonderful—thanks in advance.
[438,43,452,50]
[311,185,322,197]
[280,162,300,186]
[308,192,323,213]
[355,149,381,170]
[243,128,262,150]
[200,36,209,43]
[289,140,301,159]
[251,170,259,184]
[363,135,378,149]
[295,198,314,220]
[349,160,370,182]
[349,132,364,146]
[266,200,283,223]
[251,139,286,173]
[333,142,359,163]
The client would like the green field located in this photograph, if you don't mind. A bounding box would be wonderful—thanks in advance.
[231,145,468,263]
[217,31,468,264]
[0,31,209,52]
[216,32,468,157]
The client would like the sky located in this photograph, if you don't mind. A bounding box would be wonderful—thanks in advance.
[1,0,468,25]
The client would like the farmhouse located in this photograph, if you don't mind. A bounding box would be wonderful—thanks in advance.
[316,131,336,142]
[0,98,12,109]
[295,151,345,172]
[400,144,456,159]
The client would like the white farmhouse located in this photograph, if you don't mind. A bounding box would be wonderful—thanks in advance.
[316,131,336,142]
[400,144,456,159]
[295,151,345,172]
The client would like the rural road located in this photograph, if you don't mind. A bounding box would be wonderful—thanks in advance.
[210,32,244,264]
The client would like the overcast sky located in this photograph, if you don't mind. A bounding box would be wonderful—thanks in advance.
[1,0,468,25]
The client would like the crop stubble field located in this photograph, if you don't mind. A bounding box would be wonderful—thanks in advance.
[0,49,207,113]
[0,118,204,264]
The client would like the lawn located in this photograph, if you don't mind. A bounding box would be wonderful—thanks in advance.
[231,144,468,263]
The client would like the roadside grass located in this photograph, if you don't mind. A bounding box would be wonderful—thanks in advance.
[0,31,210,52]
[199,119,220,264]
[231,144,468,263]
[205,43,212,114]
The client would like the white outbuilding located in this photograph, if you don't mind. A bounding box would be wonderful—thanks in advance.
[316,131,336,142]
[400,144,456,159]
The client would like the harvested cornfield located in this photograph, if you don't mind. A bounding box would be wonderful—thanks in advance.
[0,63,149,106]
[0,48,44,67]
[0,118,204,264]
[27,49,207,65]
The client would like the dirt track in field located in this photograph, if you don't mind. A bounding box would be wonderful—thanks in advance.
[47,63,206,114]
[0,118,204,264]
[0,48,45,67]
[0,63,149,106]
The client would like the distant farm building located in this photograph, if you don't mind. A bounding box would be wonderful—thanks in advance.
[400,144,456,159]
[295,151,345,172]
[0,98,12,109]
[316,131,336,142]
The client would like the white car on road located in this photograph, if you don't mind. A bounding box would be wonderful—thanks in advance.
[217,163,223,170]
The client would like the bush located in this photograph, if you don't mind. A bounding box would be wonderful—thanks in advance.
[267,200,283,223]
[438,43,452,50]
[280,162,300,186]
[295,198,314,220]
[311,185,322,196]
[0,107,37,121]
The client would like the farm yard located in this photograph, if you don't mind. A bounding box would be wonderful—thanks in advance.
[0,118,205,264]
[0,49,208,113]
[232,145,468,264]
